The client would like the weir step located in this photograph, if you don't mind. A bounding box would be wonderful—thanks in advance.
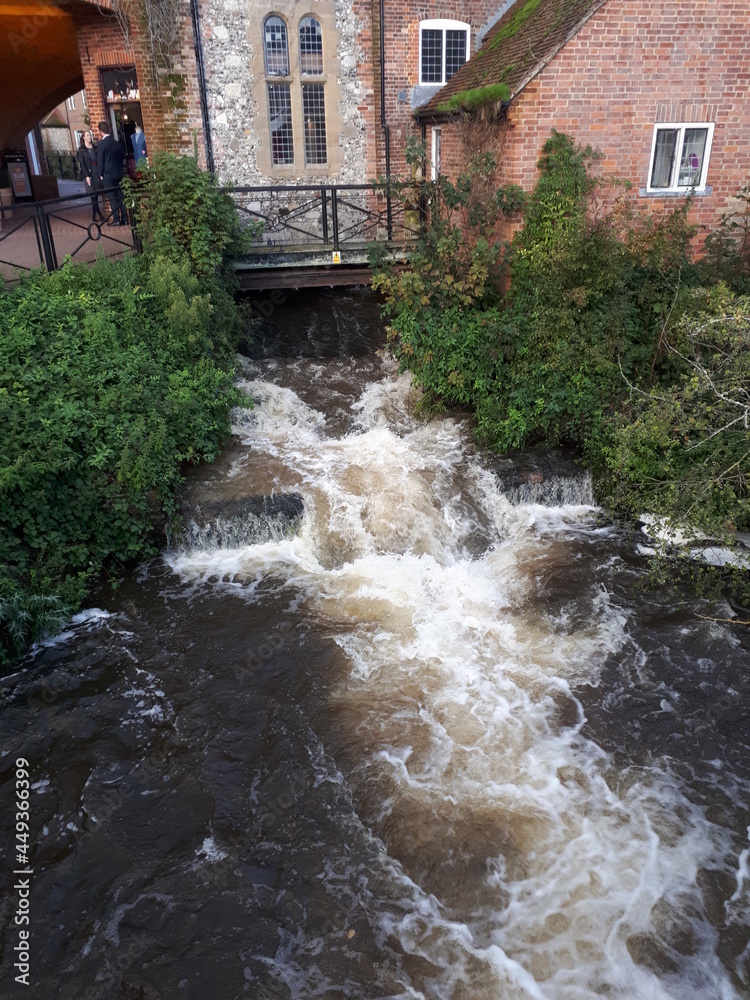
[181,494,305,550]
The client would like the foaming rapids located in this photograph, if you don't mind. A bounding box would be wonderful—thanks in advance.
[170,362,746,999]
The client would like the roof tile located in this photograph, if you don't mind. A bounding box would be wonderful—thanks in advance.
[417,0,609,118]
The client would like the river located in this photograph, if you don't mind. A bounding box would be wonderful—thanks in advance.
[1,289,748,1000]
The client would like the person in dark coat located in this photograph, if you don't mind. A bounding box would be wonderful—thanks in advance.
[76,130,104,222]
[97,121,128,226]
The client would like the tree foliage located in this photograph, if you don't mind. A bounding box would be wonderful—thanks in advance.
[603,285,750,533]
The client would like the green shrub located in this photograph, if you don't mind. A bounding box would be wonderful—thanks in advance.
[372,150,522,418]
[124,150,249,280]
[602,284,750,533]
[0,251,243,667]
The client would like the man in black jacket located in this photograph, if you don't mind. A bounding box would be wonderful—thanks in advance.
[97,121,128,226]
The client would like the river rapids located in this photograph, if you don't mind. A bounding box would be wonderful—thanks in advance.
[1,289,748,1000]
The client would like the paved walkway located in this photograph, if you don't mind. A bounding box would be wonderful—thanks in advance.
[0,199,134,286]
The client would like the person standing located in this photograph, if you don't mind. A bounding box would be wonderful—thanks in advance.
[76,130,104,222]
[131,121,148,169]
[97,121,128,226]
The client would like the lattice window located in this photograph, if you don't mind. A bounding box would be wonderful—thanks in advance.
[445,30,467,81]
[419,21,469,85]
[421,30,443,84]
[302,84,327,165]
[264,16,289,76]
[299,17,323,75]
[268,84,294,164]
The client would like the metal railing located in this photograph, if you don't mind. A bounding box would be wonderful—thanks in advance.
[0,181,421,282]
[0,188,136,283]
[230,183,423,258]
[45,154,79,181]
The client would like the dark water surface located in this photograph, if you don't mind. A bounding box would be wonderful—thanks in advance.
[1,289,748,1000]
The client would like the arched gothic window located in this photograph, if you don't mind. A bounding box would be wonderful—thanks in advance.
[264,16,289,76]
[299,16,323,75]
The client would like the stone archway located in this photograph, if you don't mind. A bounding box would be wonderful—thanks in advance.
[0,0,87,148]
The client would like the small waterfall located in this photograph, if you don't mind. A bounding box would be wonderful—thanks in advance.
[181,494,304,550]
[490,453,595,506]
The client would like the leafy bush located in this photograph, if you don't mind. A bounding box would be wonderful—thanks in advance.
[0,250,243,667]
[490,146,699,451]
[372,149,523,417]
[701,185,750,295]
[603,284,750,534]
[376,129,750,605]
[124,150,249,280]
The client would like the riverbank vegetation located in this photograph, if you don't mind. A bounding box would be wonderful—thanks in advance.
[373,132,750,606]
[0,153,247,665]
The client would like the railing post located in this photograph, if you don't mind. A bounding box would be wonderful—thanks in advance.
[37,202,57,271]
[331,186,339,251]
[321,187,329,244]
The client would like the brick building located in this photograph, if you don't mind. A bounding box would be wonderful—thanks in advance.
[69,0,206,171]
[415,0,750,236]
[0,0,206,175]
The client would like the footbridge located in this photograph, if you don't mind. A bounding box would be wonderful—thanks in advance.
[230,184,420,290]
[0,182,421,288]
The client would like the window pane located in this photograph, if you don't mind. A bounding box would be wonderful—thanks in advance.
[421,29,443,83]
[445,30,467,81]
[299,17,323,75]
[677,128,708,188]
[264,16,289,76]
[650,129,678,188]
[302,84,327,164]
[268,83,293,164]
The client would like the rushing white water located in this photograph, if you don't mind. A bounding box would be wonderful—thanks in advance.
[168,359,748,1000]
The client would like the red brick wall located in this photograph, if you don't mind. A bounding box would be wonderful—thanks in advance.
[354,0,380,182]
[379,0,510,180]
[72,1,205,164]
[439,0,750,239]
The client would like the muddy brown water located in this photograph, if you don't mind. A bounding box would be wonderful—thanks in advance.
[1,288,748,1000]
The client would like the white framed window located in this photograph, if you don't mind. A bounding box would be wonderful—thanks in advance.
[419,19,469,86]
[431,127,442,181]
[647,122,714,193]
[81,91,88,109]
[74,129,84,148]
[66,95,76,111]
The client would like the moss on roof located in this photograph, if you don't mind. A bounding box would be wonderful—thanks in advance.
[417,0,608,119]
[488,0,544,49]
[438,83,511,113]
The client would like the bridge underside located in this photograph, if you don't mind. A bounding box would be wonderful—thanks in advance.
[236,265,374,291]
[234,241,411,290]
